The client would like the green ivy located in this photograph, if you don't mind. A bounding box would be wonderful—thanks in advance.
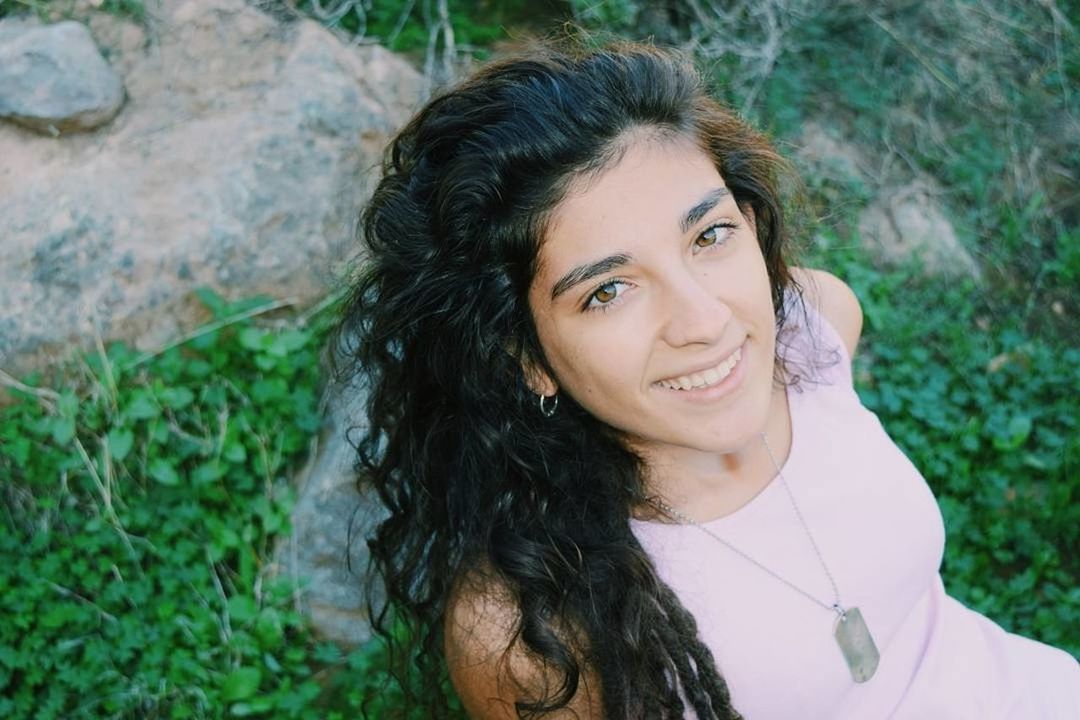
[0,289,466,718]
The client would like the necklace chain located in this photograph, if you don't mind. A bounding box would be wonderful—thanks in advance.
[651,432,845,617]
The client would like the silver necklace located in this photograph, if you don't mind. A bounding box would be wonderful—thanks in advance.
[651,432,880,683]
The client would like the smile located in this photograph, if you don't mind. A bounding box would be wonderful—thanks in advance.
[656,346,743,391]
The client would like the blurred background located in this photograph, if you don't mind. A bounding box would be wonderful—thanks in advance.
[0,0,1076,717]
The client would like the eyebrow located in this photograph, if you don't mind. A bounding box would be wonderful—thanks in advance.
[548,187,733,302]
[680,187,731,233]
[550,253,633,301]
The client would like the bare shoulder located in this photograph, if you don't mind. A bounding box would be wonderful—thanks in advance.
[444,568,603,719]
[790,267,863,358]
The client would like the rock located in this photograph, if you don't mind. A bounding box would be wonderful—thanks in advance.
[278,370,384,647]
[794,121,979,278]
[857,182,980,277]
[0,20,126,135]
[794,120,868,186]
[0,0,424,378]
[0,0,423,646]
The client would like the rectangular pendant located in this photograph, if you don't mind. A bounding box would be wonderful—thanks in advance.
[833,607,879,683]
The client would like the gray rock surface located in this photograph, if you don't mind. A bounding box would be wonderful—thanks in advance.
[858,182,981,277]
[279,371,384,647]
[0,0,423,378]
[794,122,978,277]
[0,0,422,646]
[0,20,126,135]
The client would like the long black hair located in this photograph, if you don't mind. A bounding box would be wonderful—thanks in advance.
[337,40,804,719]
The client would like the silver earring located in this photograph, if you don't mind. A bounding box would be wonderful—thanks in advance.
[538,393,558,418]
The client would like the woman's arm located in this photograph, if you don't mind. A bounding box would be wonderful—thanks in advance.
[445,575,603,719]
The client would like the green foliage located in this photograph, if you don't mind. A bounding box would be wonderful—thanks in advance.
[279,0,541,55]
[0,290,463,718]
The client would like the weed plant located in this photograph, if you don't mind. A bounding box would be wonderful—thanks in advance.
[0,291,463,718]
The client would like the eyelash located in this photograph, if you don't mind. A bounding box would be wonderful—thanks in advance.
[694,220,738,253]
[581,220,738,313]
[583,278,632,313]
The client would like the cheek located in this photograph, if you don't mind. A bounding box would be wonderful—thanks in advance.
[548,328,644,404]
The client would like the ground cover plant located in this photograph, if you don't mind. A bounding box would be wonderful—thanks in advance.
[0,292,464,718]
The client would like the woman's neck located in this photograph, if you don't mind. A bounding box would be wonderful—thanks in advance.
[633,384,793,523]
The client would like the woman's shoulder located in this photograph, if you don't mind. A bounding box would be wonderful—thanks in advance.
[444,565,603,719]
[789,267,863,359]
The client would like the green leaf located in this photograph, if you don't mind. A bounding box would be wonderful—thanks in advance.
[239,328,268,352]
[227,596,259,624]
[255,610,284,649]
[1007,415,1033,444]
[148,458,180,486]
[39,603,78,629]
[222,666,262,702]
[224,442,247,463]
[229,696,274,716]
[106,428,135,462]
[194,286,228,318]
[1,435,31,465]
[125,390,160,421]
[253,354,277,372]
[49,417,76,445]
[192,461,224,485]
[251,379,287,404]
[58,392,79,419]
[159,387,195,410]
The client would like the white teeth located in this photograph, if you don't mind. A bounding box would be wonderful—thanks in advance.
[659,346,742,391]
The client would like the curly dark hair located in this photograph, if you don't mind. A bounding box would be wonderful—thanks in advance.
[336,40,806,719]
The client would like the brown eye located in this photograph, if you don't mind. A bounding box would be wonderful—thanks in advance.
[694,222,735,252]
[695,229,717,247]
[584,280,630,311]
[594,283,618,303]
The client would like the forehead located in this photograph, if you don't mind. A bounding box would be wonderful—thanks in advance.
[540,135,725,262]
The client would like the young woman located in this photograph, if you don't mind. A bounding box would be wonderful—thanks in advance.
[338,42,1079,719]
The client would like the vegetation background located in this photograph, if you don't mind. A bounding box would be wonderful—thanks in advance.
[1,0,1076,717]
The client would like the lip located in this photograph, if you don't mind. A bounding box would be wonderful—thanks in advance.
[651,339,748,400]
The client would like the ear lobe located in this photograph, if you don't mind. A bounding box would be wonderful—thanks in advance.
[739,202,757,231]
[521,357,559,397]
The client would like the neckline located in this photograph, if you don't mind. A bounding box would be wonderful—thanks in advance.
[632,381,801,530]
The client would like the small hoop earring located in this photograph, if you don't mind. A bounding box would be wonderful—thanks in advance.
[538,393,558,418]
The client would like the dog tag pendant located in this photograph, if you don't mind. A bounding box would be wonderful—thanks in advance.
[833,607,879,683]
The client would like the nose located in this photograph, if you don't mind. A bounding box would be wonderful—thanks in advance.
[657,270,732,348]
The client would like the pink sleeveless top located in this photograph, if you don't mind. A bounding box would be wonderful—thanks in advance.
[630,294,1080,720]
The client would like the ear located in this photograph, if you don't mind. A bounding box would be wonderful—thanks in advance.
[739,201,757,232]
[521,355,559,397]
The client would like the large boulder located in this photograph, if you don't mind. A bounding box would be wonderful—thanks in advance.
[281,372,384,647]
[857,181,981,278]
[0,0,423,378]
[0,19,126,135]
[0,0,423,648]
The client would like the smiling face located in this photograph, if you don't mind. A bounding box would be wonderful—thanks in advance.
[527,132,779,470]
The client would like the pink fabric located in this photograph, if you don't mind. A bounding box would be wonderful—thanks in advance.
[630,294,1080,719]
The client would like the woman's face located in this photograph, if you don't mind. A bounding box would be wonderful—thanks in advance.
[527,133,778,463]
